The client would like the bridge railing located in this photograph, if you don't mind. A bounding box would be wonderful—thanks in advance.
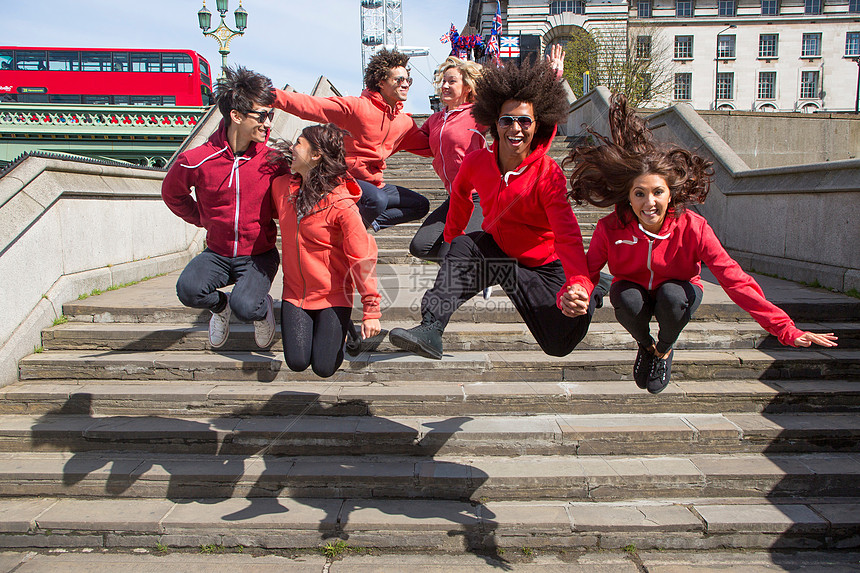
[0,103,208,135]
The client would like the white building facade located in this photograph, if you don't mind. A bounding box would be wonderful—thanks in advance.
[466,0,860,111]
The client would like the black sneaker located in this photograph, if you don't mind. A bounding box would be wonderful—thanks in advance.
[646,349,673,394]
[633,343,654,389]
[388,322,443,360]
[345,328,388,357]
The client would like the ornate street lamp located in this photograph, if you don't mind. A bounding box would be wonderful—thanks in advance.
[197,0,248,78]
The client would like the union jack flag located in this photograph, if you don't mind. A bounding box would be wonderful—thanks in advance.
[491,1,502,35]
[500,36,520,58]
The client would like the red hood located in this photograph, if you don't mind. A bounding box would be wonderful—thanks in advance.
[361,88,405,116]
[206,118,270,159]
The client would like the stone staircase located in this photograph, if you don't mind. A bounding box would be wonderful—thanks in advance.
[2,136,860,554]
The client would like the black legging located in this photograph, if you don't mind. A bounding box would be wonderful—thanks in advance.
[280,302,352,378]
[609,279,703,354]
[408,195,484,263]
[420,231,595,357]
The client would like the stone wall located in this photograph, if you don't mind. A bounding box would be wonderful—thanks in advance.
[568,87,860,293]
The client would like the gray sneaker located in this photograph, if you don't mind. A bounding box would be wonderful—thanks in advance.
[209,293,231,349]
[253,295,276,348]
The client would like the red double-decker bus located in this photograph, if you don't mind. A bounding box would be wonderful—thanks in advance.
[0,47,214,106]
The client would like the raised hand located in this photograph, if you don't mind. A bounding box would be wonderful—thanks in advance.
[546,43,566,79]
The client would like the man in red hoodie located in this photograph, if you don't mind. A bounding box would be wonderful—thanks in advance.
[162,66,283,350]
[272,49,431,231]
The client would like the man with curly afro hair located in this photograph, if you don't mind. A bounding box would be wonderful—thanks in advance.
[389,58,597,360]
[271,48,432,232]
[162,65,283,351]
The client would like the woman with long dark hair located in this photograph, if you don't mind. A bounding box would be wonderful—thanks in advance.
[565,94,837,394]
[270,124,382,378]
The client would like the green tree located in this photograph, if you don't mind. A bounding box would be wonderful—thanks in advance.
[562,25,674,107]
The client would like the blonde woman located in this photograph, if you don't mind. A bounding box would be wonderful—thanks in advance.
[408,57,488,262]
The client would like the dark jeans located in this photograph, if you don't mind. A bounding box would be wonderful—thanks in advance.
[421,231,595,357]
[609,279,704,354]
[175,247,279,322]
[409,195,484,263]
[280,302,352,378]
[357,179,430,231]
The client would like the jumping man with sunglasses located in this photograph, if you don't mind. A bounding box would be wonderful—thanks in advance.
[271,49,432,232]
[162,66,284,350]
[389,58,597,360]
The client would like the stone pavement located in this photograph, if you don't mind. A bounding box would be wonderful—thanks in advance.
[0,549,859,572]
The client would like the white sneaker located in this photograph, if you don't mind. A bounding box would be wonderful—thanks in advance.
[209,293,231,349]
[482,286,493,300]
[254,294,276,348]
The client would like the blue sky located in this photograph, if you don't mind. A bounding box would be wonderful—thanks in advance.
[2,0,468,114]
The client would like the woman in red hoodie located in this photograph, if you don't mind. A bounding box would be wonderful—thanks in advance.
[566,94,837,394]
[270,124,382,378]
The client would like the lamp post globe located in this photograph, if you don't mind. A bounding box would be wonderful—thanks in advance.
[197,0,248,78]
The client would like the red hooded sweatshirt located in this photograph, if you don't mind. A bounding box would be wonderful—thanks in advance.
[271,174,381,320]
[272,88,431,187]
[445,131,593,306]
[587,208,805,346]
[161,119,281,257]
[418,102,487,194]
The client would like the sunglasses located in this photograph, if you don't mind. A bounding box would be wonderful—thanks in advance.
[498,115,534,129]
[245,109,275,123]
[391,76,414,86]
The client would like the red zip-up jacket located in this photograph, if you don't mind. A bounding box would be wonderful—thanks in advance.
[587,208,805,346]
[271,174,381,320]
[445,132,593,305]
[418,103,487,194]
[272,88,431,188]
[161,120,281,257]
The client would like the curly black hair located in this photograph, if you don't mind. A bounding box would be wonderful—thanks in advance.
[215,65,275,118]
[565,94,713,225]
[363,48,410,92]
[471,60,568,145]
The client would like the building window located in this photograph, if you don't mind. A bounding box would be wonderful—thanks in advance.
[851,0,860,12]
[846,32,860,57]
[801,33,822,58]
[636,35,652,59]
[758,71,776,99]
[800,70,820,98]
[716,72,734,100]
[550,0,585,14]
[761,0,779,14]
[674,73,692,100]
[718,0,736,16]
[759,34,778,58]
[804,0,821,14]
[674,35,693,59]
[676,0,693,16]
[717,35,736,59]
[637,0,652,17]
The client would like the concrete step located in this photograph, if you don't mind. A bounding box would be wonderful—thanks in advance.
[3,379,860,417]
[0,495,857,551]
[39,321,860,353]
[17,348,860,383]
[6,412,860,456]
[60,270,860,326]
[0,451,857,501]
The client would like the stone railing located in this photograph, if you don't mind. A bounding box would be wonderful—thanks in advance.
[568,86,860,293]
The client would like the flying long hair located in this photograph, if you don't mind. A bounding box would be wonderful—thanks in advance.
[565,94,713,225]
[269,123,350,218]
